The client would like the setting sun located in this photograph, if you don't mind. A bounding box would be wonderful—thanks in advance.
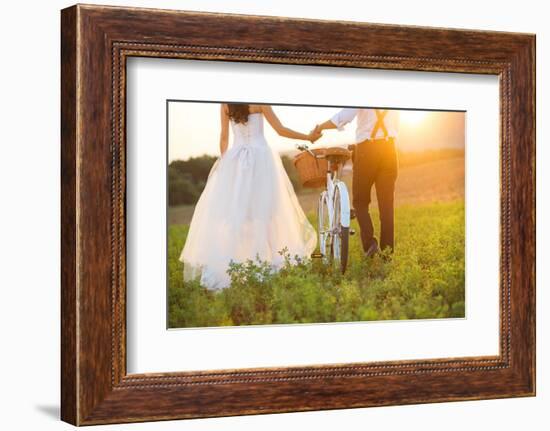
[400,110,428,126]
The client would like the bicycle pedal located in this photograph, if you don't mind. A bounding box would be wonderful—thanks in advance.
[311,252,324,259]
[350,208,356,219]
[349,229,356,236]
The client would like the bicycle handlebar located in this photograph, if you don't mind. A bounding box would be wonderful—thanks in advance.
[296,143,319,159]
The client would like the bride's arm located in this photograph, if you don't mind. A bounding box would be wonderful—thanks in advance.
[219,104,229,155]
[262,105,321,142]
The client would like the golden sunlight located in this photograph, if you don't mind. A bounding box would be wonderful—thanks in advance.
[400,110,428,126]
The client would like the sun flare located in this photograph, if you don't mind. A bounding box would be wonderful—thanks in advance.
[400,110,428,126]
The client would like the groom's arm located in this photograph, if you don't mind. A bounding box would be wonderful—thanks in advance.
[314,108,358,134]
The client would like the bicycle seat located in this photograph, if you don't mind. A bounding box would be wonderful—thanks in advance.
[323,147,351,164]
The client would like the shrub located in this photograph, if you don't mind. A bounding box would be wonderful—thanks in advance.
[167,200,466,328]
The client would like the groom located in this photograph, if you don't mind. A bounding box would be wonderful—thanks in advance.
[313,108,399,257]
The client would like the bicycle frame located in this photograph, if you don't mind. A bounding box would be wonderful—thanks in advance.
[324,161,351,230]
[297,143,351,269]
[298,143,351,229]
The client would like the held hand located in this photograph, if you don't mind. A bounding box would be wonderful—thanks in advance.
[308,129,322,143]
[308,124,323,143]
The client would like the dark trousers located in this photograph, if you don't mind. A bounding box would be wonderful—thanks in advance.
[352,139,398,252]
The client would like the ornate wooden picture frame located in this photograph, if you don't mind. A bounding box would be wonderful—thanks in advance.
[61,4,535,425]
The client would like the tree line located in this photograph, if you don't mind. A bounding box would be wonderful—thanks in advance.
[168,148,463,207]
[168,154,302,207]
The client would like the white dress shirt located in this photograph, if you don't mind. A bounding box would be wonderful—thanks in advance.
[330,108,399,143]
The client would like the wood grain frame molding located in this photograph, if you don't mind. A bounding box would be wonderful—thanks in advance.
[61,4,535,425]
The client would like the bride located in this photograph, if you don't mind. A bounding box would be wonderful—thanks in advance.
[179,103,321,290]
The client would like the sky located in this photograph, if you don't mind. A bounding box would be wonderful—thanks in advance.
[168,102,465,162]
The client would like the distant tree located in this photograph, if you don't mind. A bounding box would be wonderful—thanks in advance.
[170,155,217,184]
[168,155,217,206]
[168,154,303,207]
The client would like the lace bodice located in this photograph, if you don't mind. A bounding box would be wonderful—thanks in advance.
[230,113,266,146]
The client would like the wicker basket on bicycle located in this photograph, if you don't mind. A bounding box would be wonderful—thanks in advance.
[293,148,327,188]
[293,147,351,188]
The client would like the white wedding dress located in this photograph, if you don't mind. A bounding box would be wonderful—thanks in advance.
[179,112,317,290]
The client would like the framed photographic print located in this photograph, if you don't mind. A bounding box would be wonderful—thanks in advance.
[61,4,536,425]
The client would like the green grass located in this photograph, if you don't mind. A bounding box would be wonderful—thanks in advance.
[168,200,465,328]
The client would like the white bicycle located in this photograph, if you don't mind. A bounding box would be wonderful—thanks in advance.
[295,144,353,273]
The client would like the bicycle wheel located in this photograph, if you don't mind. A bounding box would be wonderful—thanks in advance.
[318,191,332,264]
[332,185,349,273]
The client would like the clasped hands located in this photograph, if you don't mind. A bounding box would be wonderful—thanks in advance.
[307,124,323,143]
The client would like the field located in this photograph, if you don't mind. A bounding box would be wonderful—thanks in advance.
[168,156,465,328]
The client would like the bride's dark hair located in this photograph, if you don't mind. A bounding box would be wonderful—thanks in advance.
[227,103,250,124]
